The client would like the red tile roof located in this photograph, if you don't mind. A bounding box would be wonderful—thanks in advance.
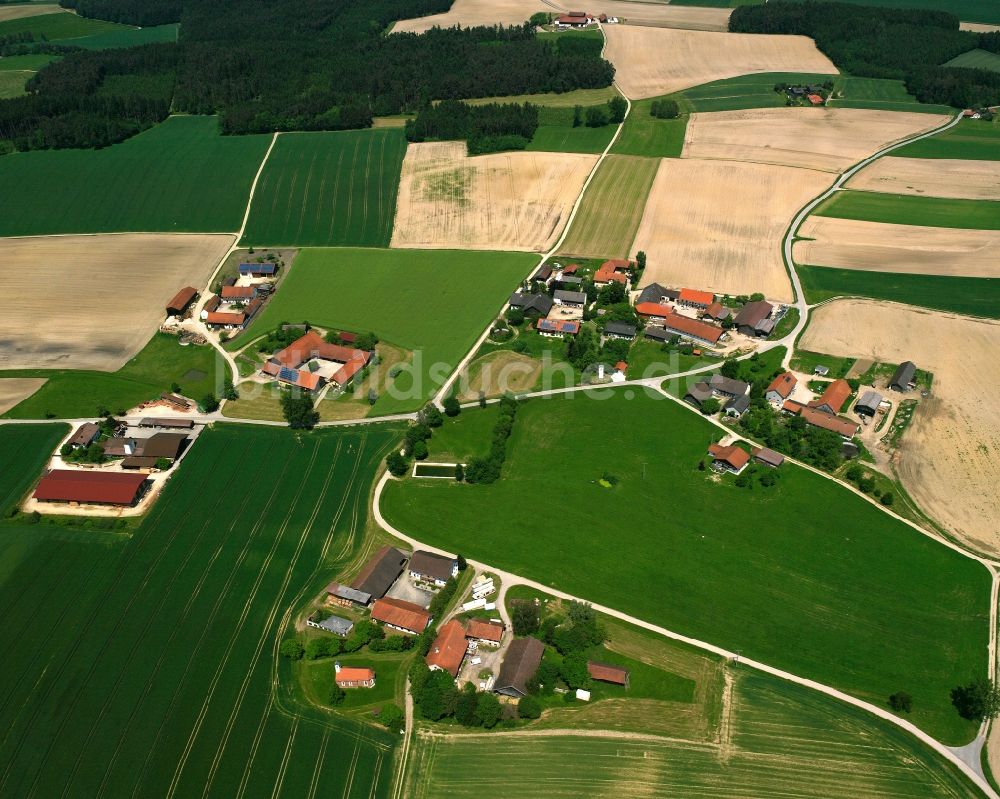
[594,259,632,284]
[332,355,368,386]
[807,93,824,105]
[678,288,715,306]
[33,470,146,505]
[426,620,467,676]
[663,312,723,344]
[561,264,578,275]
[799,406,859,437]
[588,661,629,685]
[336,666,375,684]
[166,286,197,313]
[809,379,851,414]
[466,618,504,643]
[635,302,672,319]
[708,443,750,470]
[206,311,245,326]
[766,372,797,400]
[614,360,628,372]
[271,330,370,371]
[371,597,431,633]
[221,285,255,299]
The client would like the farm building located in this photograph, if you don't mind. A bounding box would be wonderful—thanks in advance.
[724,393,750,418]
[603,321,636,340]
[752,447,785,468]
[531,264,553,283]
[495,637,545,699]
[537,318,580,337]
[466,618,504,646]
[409,550,458,587]
[220,285,258,303]
[135,432,188,461]
[890,361,917,392]
[202,295,221,314]
[238,262,278,277]
[635,302,672,321]
[637,283,679,305]
[855,390,884,417]
[643,326,673,343]
[67,423,100,450]
[554,290,587,308]
[594,259,632,286]
[204,298,262,330]
[334,664,375,688]
[556,11,592,26]
[662,313,723,346]
[587,661,630,687]
[166,286,198,317]
[784,401,860,439]
[139,417,193,430]
[160,392,192,412]
[677,288,714,310]
[555,274,583,288]
[702,302,731,322]
[370,597,431,634]
[685,383,713,409]
[325,581,372,607]
[307,615,354,636]
[33,470,148,507]
[807,93,824,106]
[508,292,554,317]
[560,264,579,276]
[262,330,372,390]
[709,375,749,399]
[765,372,797,404]
[809,379,852,415]
[708,443,750,474]
[734,300,774,337]
[426,620,467,677]
[351,545,408,599]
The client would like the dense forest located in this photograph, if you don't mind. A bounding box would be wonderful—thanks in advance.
[730,1,1000,107]
[406,101,540,154]
[0,0,614,152]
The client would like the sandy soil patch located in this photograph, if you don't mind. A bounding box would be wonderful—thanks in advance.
[632,158,831,302]
[0,4,61,22]
[794,217,1000,277]
[1,234,232,371]
[845,156,1000,201]
[391,0,545,33]
[960,22,1000,32]
[683,108,948,173]
[603,25,836,100]
[0,378,47,414]
[390,142,597,252]
[801,299,1000,555]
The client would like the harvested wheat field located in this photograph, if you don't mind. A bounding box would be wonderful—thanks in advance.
[603,26,836,101]
[683,108,948,173]
[801,299,1000,555]
[589,3,730,30]
[0,4,61,21]
[391,0,545,33]
[632,159,831,302]
[960,22,1000,32]
[0,378,47,415]
[1,234,231,371]
[795,217,1000,277]
[846,156,1000,201]
[391,142,597,252]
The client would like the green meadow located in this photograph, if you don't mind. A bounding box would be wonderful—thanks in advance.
[0,422,401,797]
[241,129,407,247]
[0,9,125,39]
[241,248,535,414]
[526,105,617,154]
[0,115,270,236]
[828,76,954,114]
[944,49,1000,73]
[799,265,1000,319]
[815,190,1000,229]
[382,390,990,743]
[894,119,1000,160]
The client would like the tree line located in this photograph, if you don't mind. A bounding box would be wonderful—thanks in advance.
[60,0,182,26]
[405,100,540,154]
[729,1,1000,108]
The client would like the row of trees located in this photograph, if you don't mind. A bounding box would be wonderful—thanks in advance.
[61,0,182,26]
[464,394,518,484]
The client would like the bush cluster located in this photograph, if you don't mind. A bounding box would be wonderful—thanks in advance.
[464,395,519,484]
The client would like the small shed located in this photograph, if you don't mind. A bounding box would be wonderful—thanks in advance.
[752,447,785,468]
[855,390,883,417]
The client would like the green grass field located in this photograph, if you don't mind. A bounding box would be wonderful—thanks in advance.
[815,190,1000,229]
[526,105,617,154]
[828,76,954,114]
[0,115,270,236]
[558,154,658,258]
[382,390,990,743]
[611,107,686,158]
[0,9,126,39]
[0,422,402,797]
[240,248,535,414]
[894,119,1000,160]
[944,49,1000,73]
[1,333,228,419]
[0,53,57,71]
[66,22,179,49]
[0,69,28,98]
[241,129,407,247]
[0,423,66,514]
[799,265,1000,319]
[401,668,979,798]
[464,86,620,108]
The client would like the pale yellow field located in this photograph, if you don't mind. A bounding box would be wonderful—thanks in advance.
[603,25,836,100]
[589,3,730,31]
[846,156,1000,200]
[391,0,545,33]
[0,4,61,21]
[683,108,948,173]
[960,22,1000,32]
[632,158,832,302]
[390,142,597,252]
[794,217,1000,277]
[1,234,232,371]
[0,378,47,415]
[801,299,1000,555]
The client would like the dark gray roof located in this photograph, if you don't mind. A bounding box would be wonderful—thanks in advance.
[725,393,750,415]
[556,275,584,286]
[495,637,544,697]
[643,326,672,342]
[554,290,587,305]
[409,550,456,583]
[685,382,713,404]
[68,423,100,448]
[709,374,749,397]
[734,300,774,329]
[351,546,407,598]
[890,361,916,390]
[856,390,883,411]
[139,417,193,429]
[509,292,554,315]
[603,321,636,337]
[637,283,678,305]
[327,582,371,605]
[754,447,785,467]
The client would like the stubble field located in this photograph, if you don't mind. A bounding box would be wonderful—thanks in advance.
[390,142,597,252]
[602,26,836,100]
[801,299,1000,556]
[683,108,949,172]
[0,378,46,415]
[845,156,1000,200]
[794,217,1000,277]
[632,158,830,301]
[0,4,62,22]
[1,234,231,371]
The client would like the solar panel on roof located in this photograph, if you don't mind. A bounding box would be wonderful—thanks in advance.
[279,367,298,382]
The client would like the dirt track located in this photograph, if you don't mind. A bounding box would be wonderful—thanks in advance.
[603,26,836,100]
[0,378,47,415]
[1,234,232,371]
[683,108,949,173]
[846,156,1000,201]
[794,217,1000,277]
[633,158,831,302]
[390,142,597,252]
[801,299,1000,555]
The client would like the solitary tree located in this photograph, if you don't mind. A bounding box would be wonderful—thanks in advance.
[888,691,913,713]
[443,396,461,417]
[607,95,627,123]
[198,394,220,414]
[280,393,319,429]
[635,251,646,271]
[454,463,465,482]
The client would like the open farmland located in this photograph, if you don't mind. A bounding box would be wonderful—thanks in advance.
[846,156,1000,201]
[0,422,401,798]
[381,389,990,743]
[632,158,830,302]
[794,217,1000,277]
[0,378,46,416]
[801,300,1000,556]
[241,129,406,248]
[558,154,658,258]
[827,76,954,114]
[602,26,836,100]
[683,107,948,172]
[402,669,979,798]
[0,116,270,236]
[576,2,731,30]
[0,234,231,372]
[391,0,546,33]
[813,191,1000,229]
[893,120,1000,161]
[0,4,62,22]
[390,142,596,252]
[241,247,535,414]
[0,8,125,38]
